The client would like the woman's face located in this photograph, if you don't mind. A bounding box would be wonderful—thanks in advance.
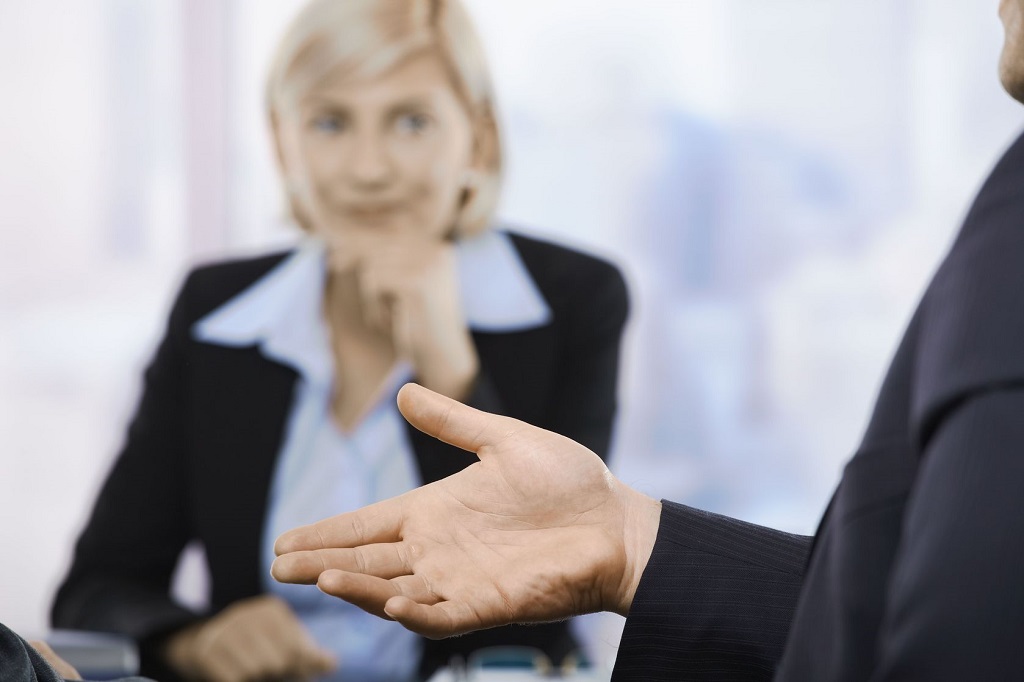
[278,51,477,244]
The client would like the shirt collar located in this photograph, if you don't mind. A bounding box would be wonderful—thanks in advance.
[192,230,552,383]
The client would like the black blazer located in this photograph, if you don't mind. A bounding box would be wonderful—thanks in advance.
[613,131,1024,680]
[51,231,628,680]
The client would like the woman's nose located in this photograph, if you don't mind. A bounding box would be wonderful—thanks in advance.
[348,131,394,187]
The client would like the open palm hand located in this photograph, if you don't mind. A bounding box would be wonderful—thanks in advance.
[271,383,660,639]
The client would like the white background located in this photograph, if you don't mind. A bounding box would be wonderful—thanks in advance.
[1,0,1021,669]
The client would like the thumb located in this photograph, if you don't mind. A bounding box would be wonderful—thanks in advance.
[396,383,515,454]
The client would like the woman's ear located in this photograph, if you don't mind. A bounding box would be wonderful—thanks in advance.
[470,105,498,173]
[452,105,500,238]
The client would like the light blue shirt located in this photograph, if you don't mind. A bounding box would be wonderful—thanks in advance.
[193,230,551,682]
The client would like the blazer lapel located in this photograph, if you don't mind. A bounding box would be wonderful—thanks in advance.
[187,343,300,608]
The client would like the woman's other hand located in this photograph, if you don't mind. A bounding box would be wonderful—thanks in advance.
[331,231,479,401]
[28,640,83,680]
[162,595,335,682]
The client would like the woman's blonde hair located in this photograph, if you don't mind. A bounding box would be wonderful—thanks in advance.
[266,0,502,236]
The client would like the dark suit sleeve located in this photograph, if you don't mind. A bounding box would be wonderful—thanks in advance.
[866,136,1024,677]
[51,274,201,649]
[0,623,63,682]
[613,502,810,680]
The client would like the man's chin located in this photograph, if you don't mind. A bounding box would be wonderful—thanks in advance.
[1000,60,1024,104]
[995,46,1024,102]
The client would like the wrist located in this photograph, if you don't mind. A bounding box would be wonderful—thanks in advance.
[418,338,479,401]
[613,486,662,617]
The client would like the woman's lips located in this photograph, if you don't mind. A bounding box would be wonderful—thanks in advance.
[345,204,401,222]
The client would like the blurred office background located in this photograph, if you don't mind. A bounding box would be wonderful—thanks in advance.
[1,0,1021,668]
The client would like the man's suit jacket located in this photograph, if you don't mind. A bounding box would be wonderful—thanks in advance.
[1,623,65,682]
[51,231,628,680]
[614,130,1024,681]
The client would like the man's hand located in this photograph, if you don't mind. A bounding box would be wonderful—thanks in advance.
[271,383,662,639]
[162,595,336,682]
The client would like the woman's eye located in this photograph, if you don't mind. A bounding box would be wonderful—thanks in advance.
[311,115,346,134]
[395,112,431,135]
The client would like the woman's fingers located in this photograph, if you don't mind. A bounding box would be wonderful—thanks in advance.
[356,263,390,333]
[323,228,376,273]
[245,629,292,678]
[28,641,82,681]
[351,239,437,335]
[196,628,264,682]
[261,602,337,678]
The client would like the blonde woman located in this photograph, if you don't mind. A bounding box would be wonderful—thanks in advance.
[52,1,628,680]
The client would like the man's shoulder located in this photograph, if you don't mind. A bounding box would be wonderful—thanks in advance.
[913,132,1024,432]
[922,130,1024,339]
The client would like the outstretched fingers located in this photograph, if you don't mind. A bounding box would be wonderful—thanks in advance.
[316,571,439,621]
[298,564,500,639]
[274,496,407,555]
[271,543,412,585]
[397,383,516,455]
[383,597,489,639]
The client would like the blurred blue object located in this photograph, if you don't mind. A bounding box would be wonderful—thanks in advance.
[45,629,139,680]
[468,646,552,671]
